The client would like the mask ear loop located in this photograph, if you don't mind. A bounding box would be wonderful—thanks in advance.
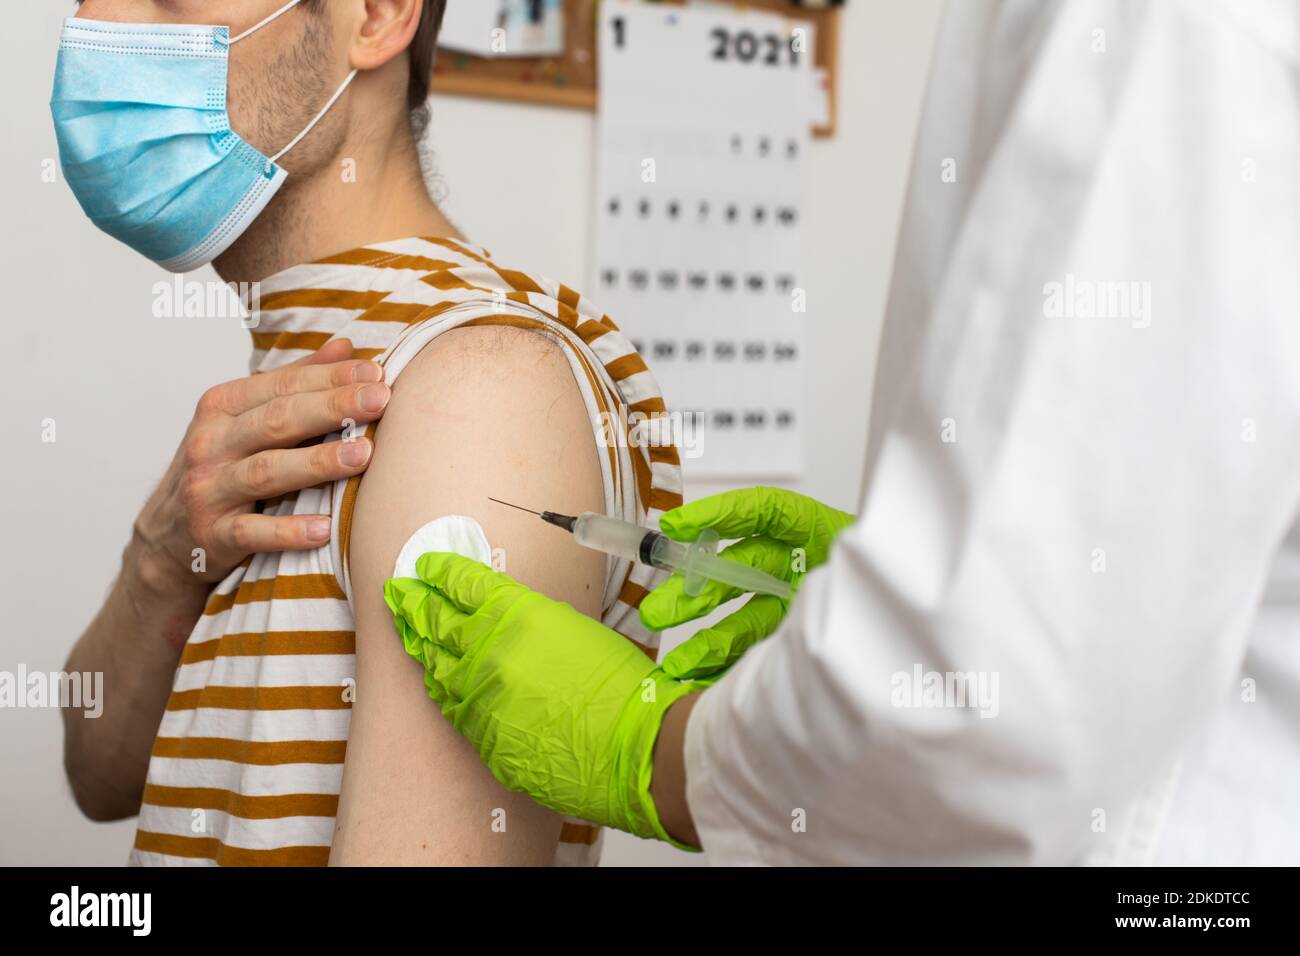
[213,0,359,175]
[222,0,306,46]
[263,69,360,173]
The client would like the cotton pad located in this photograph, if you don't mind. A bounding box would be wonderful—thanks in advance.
[392,514,493,579]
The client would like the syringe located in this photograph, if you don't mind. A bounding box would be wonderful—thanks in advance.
[488,498,794,601]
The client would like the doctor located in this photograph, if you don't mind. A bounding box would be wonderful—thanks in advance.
[386,0,1300,864]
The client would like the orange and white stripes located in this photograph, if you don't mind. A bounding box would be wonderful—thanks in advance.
[130,237,682,866]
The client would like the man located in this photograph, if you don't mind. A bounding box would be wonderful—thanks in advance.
[387,0,1300,864]
[57,0,680,865]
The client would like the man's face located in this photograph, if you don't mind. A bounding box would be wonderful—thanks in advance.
[73,1,345,175]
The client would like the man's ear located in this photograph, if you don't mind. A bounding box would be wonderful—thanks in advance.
[346,0,424,73]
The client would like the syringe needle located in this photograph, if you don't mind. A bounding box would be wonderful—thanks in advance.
[488,496,542,517]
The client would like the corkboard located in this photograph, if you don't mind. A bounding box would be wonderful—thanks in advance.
[429,0,841,136]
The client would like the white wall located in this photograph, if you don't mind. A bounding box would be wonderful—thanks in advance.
[0,0,940,866]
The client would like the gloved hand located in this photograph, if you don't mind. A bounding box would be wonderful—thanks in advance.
[384,553,701,848]
[640,487,856,683]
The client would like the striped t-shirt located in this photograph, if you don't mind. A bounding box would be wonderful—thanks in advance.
[129,237,683,866]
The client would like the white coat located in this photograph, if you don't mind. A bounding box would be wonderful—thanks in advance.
[683,0,1300,865]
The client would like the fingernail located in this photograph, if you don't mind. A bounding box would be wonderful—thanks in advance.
[352,362,383,383]
[359,383,390,412]
[306,518,331,542]
[338,440,371,467]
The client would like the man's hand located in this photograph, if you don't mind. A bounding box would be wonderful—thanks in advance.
[384,553,700,847]
[135,338,390,586]
[63,339,394,821]
[641,487,856,682]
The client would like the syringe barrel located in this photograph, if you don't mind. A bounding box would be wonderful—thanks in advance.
[572,512,659,564]
[571,513,793,601]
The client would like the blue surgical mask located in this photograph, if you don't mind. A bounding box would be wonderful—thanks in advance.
[50,0,357,272]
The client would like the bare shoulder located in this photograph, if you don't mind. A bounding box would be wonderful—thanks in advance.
[328,322,606,865]
[404,324,576,391]
[355,323,606,607]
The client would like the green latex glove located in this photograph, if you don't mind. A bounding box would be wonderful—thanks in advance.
[640,487,856,682]
[384,553,701,848]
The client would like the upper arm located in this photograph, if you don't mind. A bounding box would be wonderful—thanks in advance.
[329,325,607,865]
